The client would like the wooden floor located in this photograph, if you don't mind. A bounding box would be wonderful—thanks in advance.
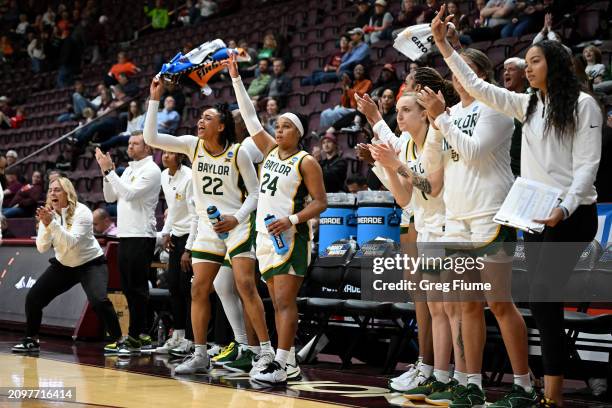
[0,331,610,408]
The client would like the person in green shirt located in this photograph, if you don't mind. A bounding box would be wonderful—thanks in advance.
[247,59,272,100]
[144,0,169,30]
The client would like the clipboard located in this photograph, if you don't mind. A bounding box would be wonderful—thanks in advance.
[493,177,562,234]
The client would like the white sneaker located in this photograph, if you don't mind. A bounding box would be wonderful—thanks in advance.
[174,352,211,375]
[286,362,301,380]
[249,351,275,377]
[207,343,223,358]
[168,339,194,358]
[252,361,287,384]
[390,362,419,384]
[154,336,182,354]
[389,371,428,393]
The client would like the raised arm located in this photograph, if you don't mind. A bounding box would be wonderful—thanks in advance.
[232,147,260,223]
[430,5,530,122]
[144,78,198,156]
[225,53,276,156]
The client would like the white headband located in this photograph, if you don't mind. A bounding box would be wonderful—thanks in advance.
[279,112,304,137]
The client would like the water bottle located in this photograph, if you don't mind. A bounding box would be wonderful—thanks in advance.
[264,214,289,255]
[348,235,358,252]
[207,205,229,239]
[157,318,166,346]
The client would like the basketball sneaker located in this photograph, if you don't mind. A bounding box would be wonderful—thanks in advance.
[489,385,539,408]
[12,337,40,353]
[249,351,276,376]
[174,351,211,375]
[389,362,420,385]
[425,378,459,406]
[154,334,183,354]
[390,369,429,393]
[117,336,142,355]
[404,376,449,401]
[449,383,486,408]
[224,348,256,373]
[139,334,153,350]
[286,350,302,380]
[536,397,559,408]
[207,343,223,358]
[169,339,194,358]
[252,361,287,384]
[212,341,239,366]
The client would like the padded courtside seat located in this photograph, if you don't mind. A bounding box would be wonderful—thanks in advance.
[343,299,392,315]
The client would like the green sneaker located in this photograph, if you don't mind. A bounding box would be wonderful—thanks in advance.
[425,378,460,406]
[223,348,256,372]
[449,383,486,408]
[104,340,121,354]
[489,384,539,408]
[139,334,152,350]
[212,341,239,365]
[404,376,449,401]
[117,336,142,355]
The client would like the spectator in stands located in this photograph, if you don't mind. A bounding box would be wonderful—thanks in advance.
[194,0,218,22]
[157,95,180,135]
[57,10,71,37]
[379,89,397,131]
[583,45,606,85]
[0,35,14,63]
[0,96,14,117]
[371,63,401,97]
[320,64,372,129]
[145,0,170,30]
[319,131,348,193]
[97,133,161,354]
[106,52,141,86]
[467,0,516,41]
[92,208,117,236]
[501,0,546,38]
[96,102,146,151]
[116,73,140,98]
[15,13,29,36]
[365,0,393,44]
[6,150,18,167]
[27,34,46,73]
[260,97,280,136]
[301,34,350,86]
[11,176,122,355]
[338,28,369,78]
[393,0,427,34]
[57,81,95,122]
[2,168,22,208]
[355,0,373,29]
[3,171,44,218]
[532,13,571,56]
[257,34,277,62]
[267,59,292,108]
[88,15,109,64]
[0,107,24,129]
[42,6,56,28]
[161,82,185,117]
[247,58,272,101]
[346,175,369,194]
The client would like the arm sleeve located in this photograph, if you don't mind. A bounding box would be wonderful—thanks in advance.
[435,106,514,162]
[161,185,172,236]
[560,96,603,215]
[45,208,93,251]
[105,165,161,202]
[444,51,531,122]
[372,119,404,151]
[143,100,197,156]
[232,147,259,223]
[185,196,197,251]
[35,220,52,253]
[232,77,264,136]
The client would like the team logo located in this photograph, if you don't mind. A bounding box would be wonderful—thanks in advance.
[291,156,299,165]
[225,151,233,162]
[175,193,183,200]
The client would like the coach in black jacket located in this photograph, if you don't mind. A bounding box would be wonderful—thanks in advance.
[318,132,347,193]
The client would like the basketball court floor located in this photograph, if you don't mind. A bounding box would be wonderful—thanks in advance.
[0,331,609,407]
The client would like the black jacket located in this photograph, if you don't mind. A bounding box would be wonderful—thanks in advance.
[319,153,348,193]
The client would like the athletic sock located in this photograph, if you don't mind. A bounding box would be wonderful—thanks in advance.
[194,344,207,356]
[513,373,533,392]
[454,371,468,386]
[275,348,289,369]
[467,373,483,390]
[174,329,185,340]
[235,333,248,345]
[434,369,450,383]
[421,363,434,378]
[248,345,261,354]
[287,346,296,365]
[260,341,274,355]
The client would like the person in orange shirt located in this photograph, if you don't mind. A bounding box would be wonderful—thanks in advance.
[320,64,372,129]
[106,51,141,85]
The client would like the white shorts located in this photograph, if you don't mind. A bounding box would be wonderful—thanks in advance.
[416,230,446,269]
[256,229,311,281]
[443,215,516,262]
[192,215,256,265]
[400,207,414,234]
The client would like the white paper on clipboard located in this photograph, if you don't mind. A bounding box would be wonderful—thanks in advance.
[493,177,562,234]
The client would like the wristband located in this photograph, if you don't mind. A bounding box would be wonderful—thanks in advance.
[289,214,299,225]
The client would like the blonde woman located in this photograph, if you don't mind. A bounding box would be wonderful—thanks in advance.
[11,177,122,353]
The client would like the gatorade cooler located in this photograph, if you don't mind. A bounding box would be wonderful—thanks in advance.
[318,193,357,256]
[356,191,401,246]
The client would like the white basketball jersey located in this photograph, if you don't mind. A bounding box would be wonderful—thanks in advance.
[191,141,246,216]
[403,134,446,237]
[256,147,311,237]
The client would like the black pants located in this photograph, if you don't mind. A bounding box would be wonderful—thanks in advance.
[524,203,597,375]
[118,237,156,338]
[25,256,122,340]
[167,234,193,340]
